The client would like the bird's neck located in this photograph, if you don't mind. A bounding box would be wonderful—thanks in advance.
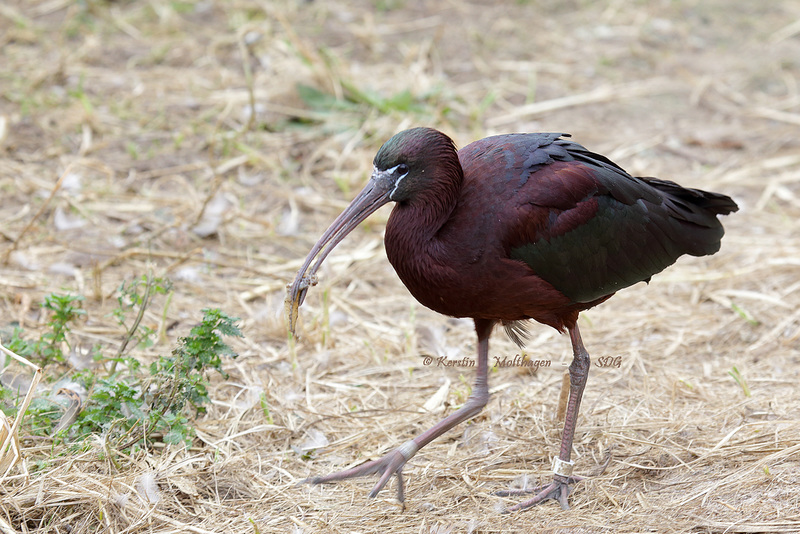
[384,167,463,287]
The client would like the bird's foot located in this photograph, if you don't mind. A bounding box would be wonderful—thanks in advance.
[302,439,419,504]
[495,474,584,512]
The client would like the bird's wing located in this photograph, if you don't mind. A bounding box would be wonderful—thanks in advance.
[491,136,734,303]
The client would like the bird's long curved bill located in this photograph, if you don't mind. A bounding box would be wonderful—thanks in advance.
[285,171,395,336]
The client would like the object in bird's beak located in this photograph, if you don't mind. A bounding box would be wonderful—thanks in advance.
[284,273,318,336]
[285,169,396,336]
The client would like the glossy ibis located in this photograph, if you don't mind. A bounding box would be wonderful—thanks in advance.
[286,127,737,511]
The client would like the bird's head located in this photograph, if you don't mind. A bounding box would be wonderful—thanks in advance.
[285,127,459,335]
[372,127,458,203]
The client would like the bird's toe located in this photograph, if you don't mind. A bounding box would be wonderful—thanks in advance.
[499,475,583,513]
[302,447,411,503]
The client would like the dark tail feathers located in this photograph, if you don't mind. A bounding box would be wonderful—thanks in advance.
[645,177,739,222]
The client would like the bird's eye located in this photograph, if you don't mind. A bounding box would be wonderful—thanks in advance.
[397,164,409,176]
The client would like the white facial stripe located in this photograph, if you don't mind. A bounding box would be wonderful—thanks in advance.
[385,163,409,200]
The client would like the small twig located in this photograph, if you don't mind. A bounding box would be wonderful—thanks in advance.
[157,290,174,345]
[751,106,800,127]
[487,78,674,127]
[2,162,72,264]
[237,27,257,133]
[113,269,155,363]
[104,420,126,471]
[0,343,42,480]
[771,17,800,43]
[191,173,225,229]
[95,247,203,274]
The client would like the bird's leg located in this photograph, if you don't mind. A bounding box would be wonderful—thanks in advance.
[305,319,494,503]
[497,324,589,512]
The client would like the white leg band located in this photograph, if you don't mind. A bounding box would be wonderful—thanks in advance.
[552,457,574,477]
[397,439,419,461]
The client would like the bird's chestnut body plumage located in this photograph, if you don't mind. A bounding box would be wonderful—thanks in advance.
[287,127,737,511]
[384,130,734,332]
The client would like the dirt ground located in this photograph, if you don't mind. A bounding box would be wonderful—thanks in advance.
[2,0,800,532]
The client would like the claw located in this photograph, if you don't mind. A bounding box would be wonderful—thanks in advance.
[304,445,414,504]
[497,475,584,512]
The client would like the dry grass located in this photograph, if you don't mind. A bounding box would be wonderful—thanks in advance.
[1,0,800,532]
